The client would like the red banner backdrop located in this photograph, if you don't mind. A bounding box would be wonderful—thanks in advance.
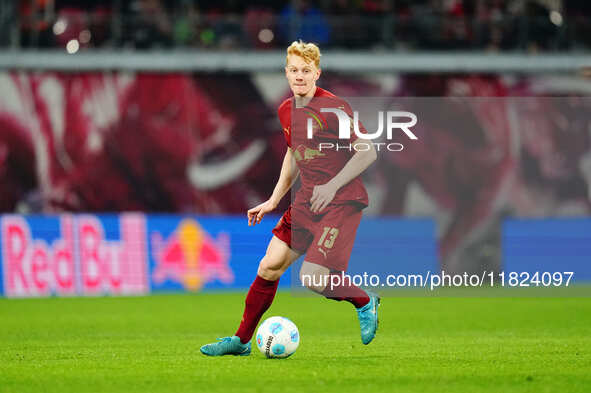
[1,71,590,271]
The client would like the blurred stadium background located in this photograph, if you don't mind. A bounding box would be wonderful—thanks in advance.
[1,0,591,297]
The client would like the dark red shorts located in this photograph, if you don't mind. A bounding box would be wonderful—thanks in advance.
[272,202,363,271]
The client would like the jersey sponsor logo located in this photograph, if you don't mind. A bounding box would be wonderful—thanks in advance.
[294,145,325,162]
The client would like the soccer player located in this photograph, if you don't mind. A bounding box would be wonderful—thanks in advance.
[200,41,379,356]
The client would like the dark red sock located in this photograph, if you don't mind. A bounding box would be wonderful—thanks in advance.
[321,273,369,308]
[235,275,279,344]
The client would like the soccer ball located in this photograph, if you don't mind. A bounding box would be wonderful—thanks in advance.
[255,316,300,358]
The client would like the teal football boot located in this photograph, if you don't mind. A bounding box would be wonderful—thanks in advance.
[356,292,380,345]
[200,336,251,356]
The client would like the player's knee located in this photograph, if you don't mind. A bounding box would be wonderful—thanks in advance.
[257,254,286,281]
[299,263,329,293]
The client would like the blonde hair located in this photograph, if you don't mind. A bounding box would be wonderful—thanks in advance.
[286,40,321,68]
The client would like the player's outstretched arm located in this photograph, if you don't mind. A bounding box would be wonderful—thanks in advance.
[310,138,377,213]
[248,147,299,226]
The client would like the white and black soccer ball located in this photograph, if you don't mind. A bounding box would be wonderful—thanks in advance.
[255,316,300,358]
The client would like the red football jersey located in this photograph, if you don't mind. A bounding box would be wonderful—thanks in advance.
[277,87,369,207]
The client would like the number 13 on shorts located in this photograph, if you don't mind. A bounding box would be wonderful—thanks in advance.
[317,226,340,249]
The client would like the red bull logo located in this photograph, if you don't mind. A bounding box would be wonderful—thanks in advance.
[151,219,233,291]
[1,214,148,297]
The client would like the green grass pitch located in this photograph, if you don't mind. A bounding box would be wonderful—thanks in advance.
[1,292,590,393]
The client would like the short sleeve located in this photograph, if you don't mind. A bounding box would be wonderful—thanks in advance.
[277,101,292,148]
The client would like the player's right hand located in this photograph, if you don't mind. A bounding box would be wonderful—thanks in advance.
[247,200,276,226]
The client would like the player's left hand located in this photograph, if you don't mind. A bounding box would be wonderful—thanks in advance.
[310,183,337,213]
